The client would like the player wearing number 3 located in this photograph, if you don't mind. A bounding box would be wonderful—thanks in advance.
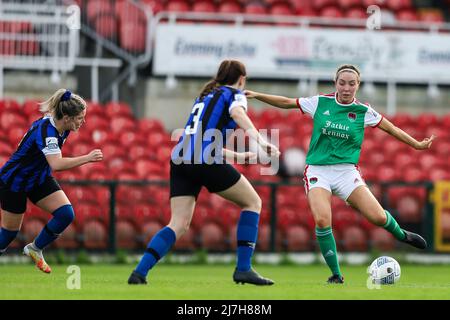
[245,64,435,284]
[129,60,280,285]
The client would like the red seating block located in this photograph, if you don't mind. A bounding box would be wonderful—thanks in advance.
[285,224,313,251]
[165,0,191,13]
[370,228,396,251]
[218,1,242,14]
[82,220,108,249]
[342,225,368,251]
[116,220,138,249]
[199,222,227,251]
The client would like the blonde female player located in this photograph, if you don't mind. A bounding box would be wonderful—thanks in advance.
[245,64,435,283]
[0,89,103,273]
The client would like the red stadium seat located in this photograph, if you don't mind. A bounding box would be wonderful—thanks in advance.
[370,228,396,251]
[116,0,147,23]
[140,220,163,245]
[1,112,28,130]
[110,117,136,134]
[101,142,127,159]
[320,6,344,19]
[285,224,313,251]
[313,0,337,11]
[71,142,93,156]
[116,220,138,249]
[0,140,14,155]
[138,118,165,134]
[53,224,78,249]
[64,185,98,205]
[199,222,227,251]
[269,2,294,16]
[218,1,242,14]
[7,127,27,146]
[105,102,133,118]
[361,0,388,9]
[428,166,450,182]
[387,0,412,12]
[120,22,147,53]
[129,145,149,162]
[244,2,268,16]
[119,131,146,146]
[94,14,117,40]
[21,218,46,244]
[396,9,419,22]
[337,0,361,10]
[22,99,40,116]
[342,225,368,252]
[333,208,360,232]
[345,7,367,19]
[134,203,164,226]
[87,0,114,22]
[82,220,108,249]
[140,0,164,14]
[91,128,115,145]
[135,159,162,179]
[165,0,191,13]
[192,1,217,13]
[396,194,423,223]
[75,203,107,226]
[401,165,425,182]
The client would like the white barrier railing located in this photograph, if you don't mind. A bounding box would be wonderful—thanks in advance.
[0,2,79,71]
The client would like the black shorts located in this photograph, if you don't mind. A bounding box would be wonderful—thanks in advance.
[0,176,62,214]
[170,161,241,199]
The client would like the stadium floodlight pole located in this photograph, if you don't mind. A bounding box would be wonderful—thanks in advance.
[386,80,397,116]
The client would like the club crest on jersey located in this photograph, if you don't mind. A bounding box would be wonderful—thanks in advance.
[348,112,357,122]
[309,177,318,184]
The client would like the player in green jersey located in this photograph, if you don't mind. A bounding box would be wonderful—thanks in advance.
[245,64,435,284]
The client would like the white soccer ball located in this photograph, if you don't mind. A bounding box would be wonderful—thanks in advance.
[368,256,401,285]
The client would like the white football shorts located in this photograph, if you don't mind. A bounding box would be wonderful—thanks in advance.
[302,164,366,201]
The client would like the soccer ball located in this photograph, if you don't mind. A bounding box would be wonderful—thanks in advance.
[368,256,401,285]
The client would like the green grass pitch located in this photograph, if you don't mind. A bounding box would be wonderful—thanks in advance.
[1,264,449,300]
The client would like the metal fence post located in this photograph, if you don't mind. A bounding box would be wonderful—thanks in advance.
[269,183,277,252]
[108,182,117,254]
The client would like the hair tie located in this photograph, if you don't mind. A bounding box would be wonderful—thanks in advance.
[61,90,72,102]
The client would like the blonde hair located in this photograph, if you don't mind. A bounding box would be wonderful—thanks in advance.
[39,88,87,120]
[335,64,361,82]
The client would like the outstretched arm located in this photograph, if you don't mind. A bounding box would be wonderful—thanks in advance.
[378,118,436,150]
[46,149,103,171]
[222,149,257,164]
[245,90,297,109]
[230,106,280,157]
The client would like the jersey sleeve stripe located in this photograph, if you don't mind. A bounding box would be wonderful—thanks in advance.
[296,98,305,114]
[302,164,310,192]
[372,115,384,128]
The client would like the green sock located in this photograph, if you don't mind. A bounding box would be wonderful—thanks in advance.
[316,227,341,277]
[383,210,406,240]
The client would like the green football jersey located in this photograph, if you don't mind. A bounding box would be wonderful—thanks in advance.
[296,93,383,165]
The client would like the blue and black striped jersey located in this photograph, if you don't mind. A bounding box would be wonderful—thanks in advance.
[0,116,70,192]
[172,86,248,164]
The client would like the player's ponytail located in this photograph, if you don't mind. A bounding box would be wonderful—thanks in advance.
[39,88,87,120]
[199,60,247,99]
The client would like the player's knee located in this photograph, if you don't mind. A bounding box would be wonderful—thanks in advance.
[315,217,331,229]
[53,204,75,225]
[242,195,262,213]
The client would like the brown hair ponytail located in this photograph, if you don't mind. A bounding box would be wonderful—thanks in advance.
[199,60,246,99]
